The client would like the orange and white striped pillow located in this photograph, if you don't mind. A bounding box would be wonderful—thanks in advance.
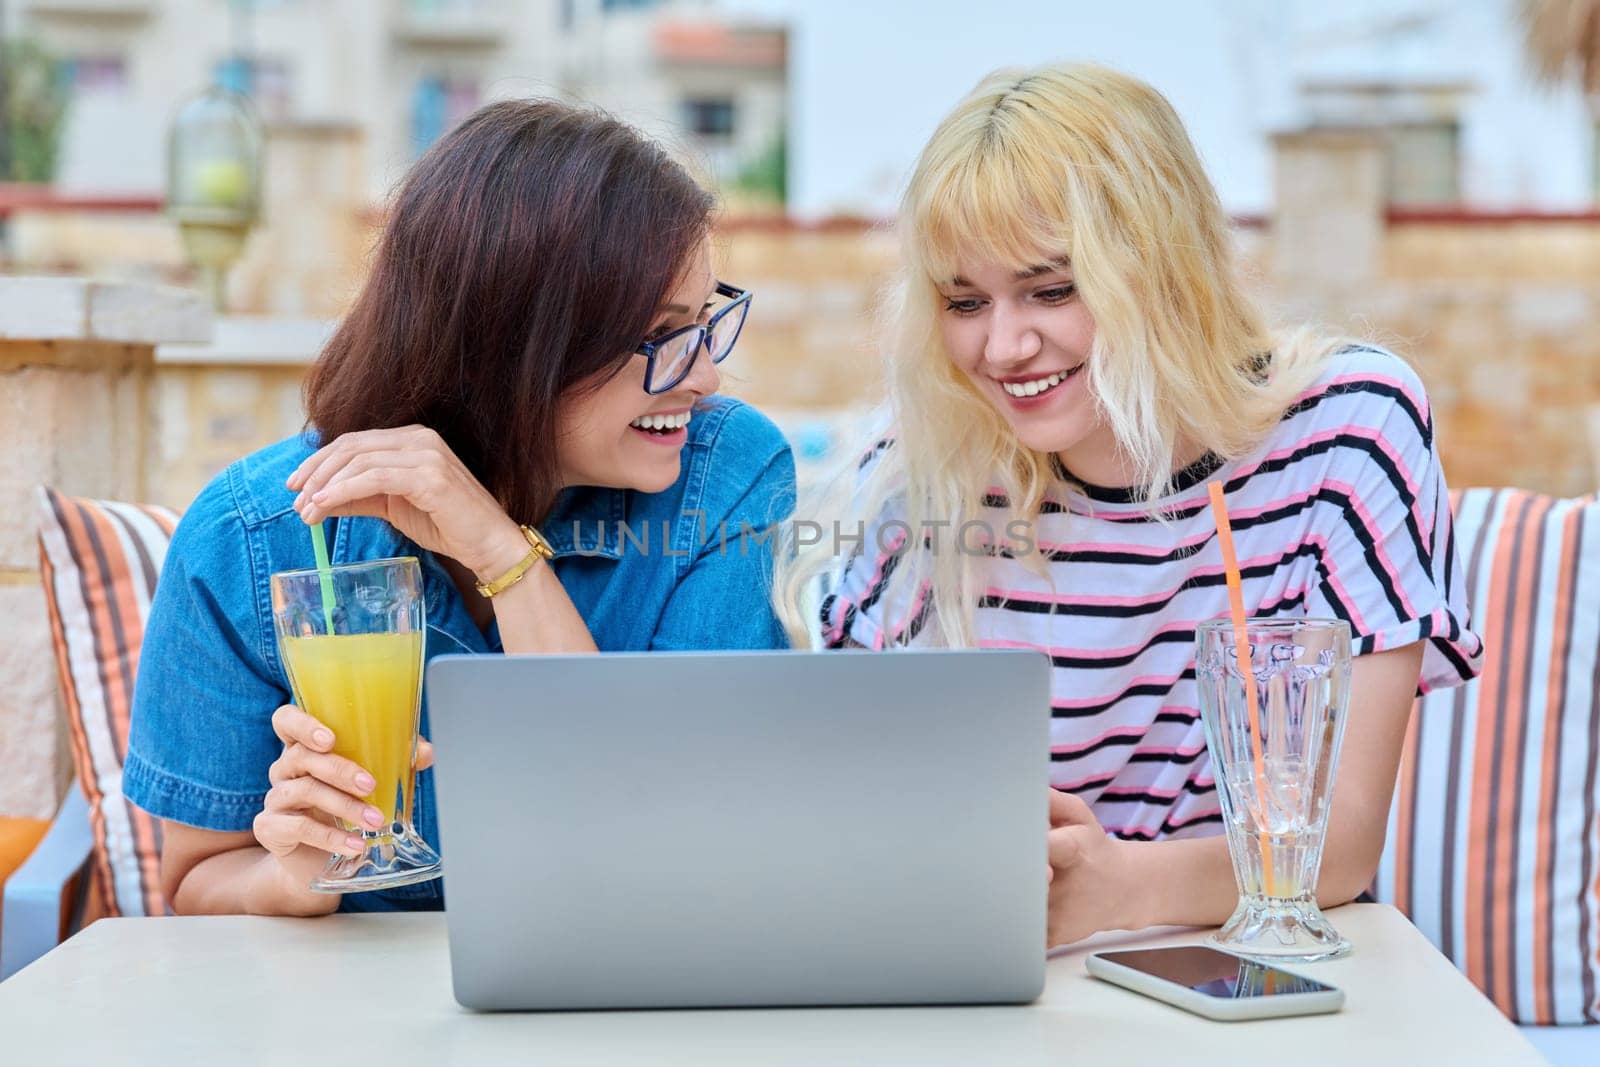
[1373,488,1600,1025]
[36,487,179,919]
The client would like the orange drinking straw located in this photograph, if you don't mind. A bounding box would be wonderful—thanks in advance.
[1206,481,1276,896]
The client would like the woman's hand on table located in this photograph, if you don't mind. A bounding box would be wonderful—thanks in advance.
[254,703,435,863]
[287,425,530,584]
[1046,788,1148,948]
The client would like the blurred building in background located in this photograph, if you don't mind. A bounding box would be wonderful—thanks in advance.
[10,0,786,205]
[1,0,787,317]
[749,0,1598,218]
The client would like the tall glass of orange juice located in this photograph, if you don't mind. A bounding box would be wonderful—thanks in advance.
[270,556,442,893]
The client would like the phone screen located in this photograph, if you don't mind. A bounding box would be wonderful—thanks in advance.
[1097,946,1336,999]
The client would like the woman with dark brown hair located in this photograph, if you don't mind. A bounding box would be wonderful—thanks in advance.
[124,100,795,916]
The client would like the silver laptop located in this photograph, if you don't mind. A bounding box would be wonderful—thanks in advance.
[427,649,1050,1011]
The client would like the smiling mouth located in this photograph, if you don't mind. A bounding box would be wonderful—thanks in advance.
[998,364,1084,399]
[629,411,691,436]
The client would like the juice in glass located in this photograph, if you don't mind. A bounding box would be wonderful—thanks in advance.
[281,631,424,825]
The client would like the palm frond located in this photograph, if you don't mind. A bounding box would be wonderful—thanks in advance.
[1522,0,1600,95]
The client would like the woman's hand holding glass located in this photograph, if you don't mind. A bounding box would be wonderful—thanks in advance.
[287,425,528,583]
[254,703,436,865]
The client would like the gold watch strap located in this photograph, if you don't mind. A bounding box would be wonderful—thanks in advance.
[474,524,555,599]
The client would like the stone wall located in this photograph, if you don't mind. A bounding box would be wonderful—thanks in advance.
[141,206,1600,518]
[1266,133,1599,495]
[0,279,210,819]
[10,117,1597,501]
[149,319,332,510]
[1320,273,1599,495]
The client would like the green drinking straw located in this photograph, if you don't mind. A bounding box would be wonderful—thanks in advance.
[308,520,338,635]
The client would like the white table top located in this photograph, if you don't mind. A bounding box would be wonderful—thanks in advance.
[0,903,1541,1066]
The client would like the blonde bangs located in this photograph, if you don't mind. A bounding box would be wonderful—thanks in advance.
[909,110,1074,285]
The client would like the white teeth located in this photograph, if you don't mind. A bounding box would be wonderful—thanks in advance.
[631,411,691,431]
[1001,368,1077,398]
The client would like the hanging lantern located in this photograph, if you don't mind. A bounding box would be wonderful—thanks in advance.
[167,84,262,309]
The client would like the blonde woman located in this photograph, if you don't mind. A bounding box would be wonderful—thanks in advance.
[778,64,1483,947]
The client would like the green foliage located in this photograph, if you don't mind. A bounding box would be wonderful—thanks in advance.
[3,38,68,183]
[731,131,787,207]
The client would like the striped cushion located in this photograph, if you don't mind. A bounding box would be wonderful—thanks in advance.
[1373,488,1600,1024]
[36,487,179,919]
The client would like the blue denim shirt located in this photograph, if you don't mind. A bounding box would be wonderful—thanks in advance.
[124,396,796,912]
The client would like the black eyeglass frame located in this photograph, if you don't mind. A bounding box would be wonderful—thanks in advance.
[634,281,752,395]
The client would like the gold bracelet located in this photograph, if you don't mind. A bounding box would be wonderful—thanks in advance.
[474,525,555,599]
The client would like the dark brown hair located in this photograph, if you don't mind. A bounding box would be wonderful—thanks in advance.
[305,99,714,523]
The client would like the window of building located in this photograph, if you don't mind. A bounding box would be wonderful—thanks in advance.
[1298,81,1466,209]
[411,75,481,155]
[403,0,490,12]
[58,55,127,94]
[1385,121,1460,207]
[684,97,736,140]
[213,56,293,120]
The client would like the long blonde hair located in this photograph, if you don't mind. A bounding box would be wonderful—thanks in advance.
[776,63,1336,649]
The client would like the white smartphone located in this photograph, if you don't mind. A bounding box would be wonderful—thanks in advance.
[1086,945,1345,1022]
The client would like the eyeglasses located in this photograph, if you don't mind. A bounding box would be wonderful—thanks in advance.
[635,281,751,395]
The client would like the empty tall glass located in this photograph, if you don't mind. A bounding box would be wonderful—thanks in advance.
[1195,618,1352,962]
[270,556,442,893]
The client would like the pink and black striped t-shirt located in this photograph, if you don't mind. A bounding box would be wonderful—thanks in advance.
[820,346,1485,841]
